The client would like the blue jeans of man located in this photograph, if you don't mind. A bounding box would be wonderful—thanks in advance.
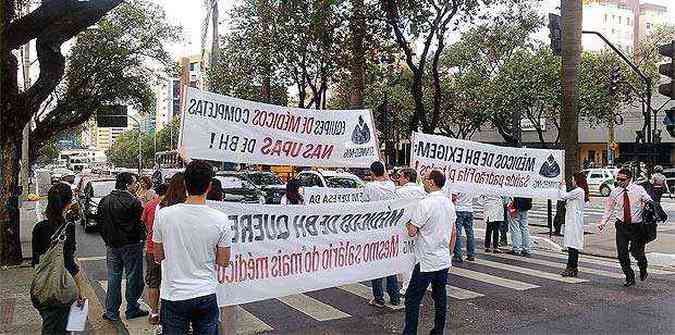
[104,242,145,320]
[509,211,531,253]
[403,264,448,335]
[372,275,400,304]
[161,294,219,335]
[453,211,475,258]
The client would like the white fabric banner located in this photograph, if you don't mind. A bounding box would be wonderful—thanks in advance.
[410,132,565,199]
[179,87,379,167]
[303,187,366,204]
[208,200,417,306]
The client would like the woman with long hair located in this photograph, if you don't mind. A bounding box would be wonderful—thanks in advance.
[136,175,157,205]
[207,178,224,201]
[280,178,303,205]
[160,173,187,209]
[32,183,85,334]
[559,171,590,277]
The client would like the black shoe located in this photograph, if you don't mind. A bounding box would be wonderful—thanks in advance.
[369,299,385,308]
[623,278,636,287]
[126,309,150,320]
[507,250,521,256]
[521,251,532,258]
[452,257,463,264]
[102,313,120,322]
[466,256,475,261]
[640,268,648,281]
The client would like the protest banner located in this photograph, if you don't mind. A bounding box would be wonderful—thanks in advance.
[410,132,565,199]
[208,199,417,306]
[303,187,366,204]
[179,87,379,167]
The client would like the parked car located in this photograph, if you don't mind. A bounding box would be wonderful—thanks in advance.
[582,168,616,197]
[78,179,116,232]
[241,171,286,204]
[663,168,675,196]
[215,172,267,204]
[51,168,74,184]
[295,169,364,188]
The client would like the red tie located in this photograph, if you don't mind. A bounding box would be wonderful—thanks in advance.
[623,189,631,224]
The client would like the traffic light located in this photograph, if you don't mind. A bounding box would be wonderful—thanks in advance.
[665,109,675,138]
[548,13,562,56]
[658,41,675,99]
[608,66,620,96]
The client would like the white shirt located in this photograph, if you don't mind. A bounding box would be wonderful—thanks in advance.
[362,180,397,202]
[411,190,456,272]
[481,194,506,223]
[396,183,427,200]
[453,193,474,213]
[600,183,653,225]
[153,203,232,301]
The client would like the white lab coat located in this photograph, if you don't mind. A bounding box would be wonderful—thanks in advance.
[481,194,507,223]
[559,186,585,250]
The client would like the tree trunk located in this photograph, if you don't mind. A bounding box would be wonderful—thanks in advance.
[349,0,365,109]
[0,137,24,265]
[411,70,427,133]
[560,0,582,182]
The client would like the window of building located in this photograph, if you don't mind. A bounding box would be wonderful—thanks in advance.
[612,15,615,22]
[627,17,630,26]
[618,16,621,24]
[189,62,195,71]
[604,14,608,23]
[646,23,652,30]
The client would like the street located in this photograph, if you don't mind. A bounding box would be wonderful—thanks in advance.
[69,198,675,335]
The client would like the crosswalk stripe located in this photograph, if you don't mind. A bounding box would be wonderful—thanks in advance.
[536,250,674,275]
[436,285,485,300]
[337,283,403,309]
[486,252,625,279]
[472,259,588,284]
[450,267,540,290]
[275,294,351,321]
[235,306,274,334]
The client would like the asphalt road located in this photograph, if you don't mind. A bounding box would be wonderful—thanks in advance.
[73,208,675,335]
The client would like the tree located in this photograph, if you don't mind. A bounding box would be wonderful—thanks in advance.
[560,0,582,181]
[106,117,180,168]
[379,0,532,133]
[29,0,181,164]
[1,0,126,265]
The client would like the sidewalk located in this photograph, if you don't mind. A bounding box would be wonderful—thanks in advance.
[0,262,117,335]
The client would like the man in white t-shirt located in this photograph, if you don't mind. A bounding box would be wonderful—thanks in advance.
[395,168,427,294]
[153,160,231,335]
[403,169,456,335]
[362,161,400,307]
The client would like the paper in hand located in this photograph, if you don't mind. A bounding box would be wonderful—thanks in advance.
[66,299,89,332]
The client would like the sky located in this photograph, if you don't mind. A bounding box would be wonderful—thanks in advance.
[157,0,675,59]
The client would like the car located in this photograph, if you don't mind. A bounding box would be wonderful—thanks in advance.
[215,172,267,204]
[78,179,116,232]
[582,168,616,197]
[51,168,74,184]
[295,169,364,188]
[241,171,286,204]
[663,168,675,196]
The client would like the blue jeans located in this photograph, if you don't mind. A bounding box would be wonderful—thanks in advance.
[509,211,531,253]
[104,242,144,320]
[453,211,475,258]
[403,264,448,335]
[161,294,219,335]
[371,275,400,304]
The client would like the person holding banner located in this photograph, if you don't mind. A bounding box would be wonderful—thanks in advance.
[362,161,401,307]
[395,168,427,294]
[403,170,456,335]
[482,195,508,253]
[559,172,590,278]
[153,161,232,334]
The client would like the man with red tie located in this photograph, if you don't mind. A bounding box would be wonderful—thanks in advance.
[598,168,654,287]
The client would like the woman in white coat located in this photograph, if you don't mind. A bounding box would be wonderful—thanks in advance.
[481,194,509,253]
[559,172,590,277]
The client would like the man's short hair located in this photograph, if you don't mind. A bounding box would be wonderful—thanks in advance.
[618,168,632,179]
[370,161,385,177]
[428,170,445,189]
[185,160,214,195]
[115,172,135,190]
[400,168,417,184]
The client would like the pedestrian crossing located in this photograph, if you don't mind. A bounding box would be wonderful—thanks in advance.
[94,251,675,335]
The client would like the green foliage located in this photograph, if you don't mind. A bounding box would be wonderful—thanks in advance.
[106,117,180,168]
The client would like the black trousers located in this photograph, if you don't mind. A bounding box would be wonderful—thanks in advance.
[403,264,448,335]
[567,248,579,268]
[485,221,501,249]
[615,221,647,280]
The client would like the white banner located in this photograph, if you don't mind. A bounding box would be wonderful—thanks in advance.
[410,132,564,199]
[180,87,379,167]
[303,187,366,204]
[208,200,417,306]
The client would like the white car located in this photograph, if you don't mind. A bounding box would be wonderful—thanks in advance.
[295,170,364,188]
[582,168,616,197]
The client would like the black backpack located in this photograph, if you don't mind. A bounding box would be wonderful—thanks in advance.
[515,197,533,211]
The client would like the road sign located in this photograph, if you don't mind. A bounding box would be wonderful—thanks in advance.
[96,105,128,128]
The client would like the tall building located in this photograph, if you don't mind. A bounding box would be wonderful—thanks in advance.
[154,77,183,132]
[94,126,130,151]
[639,3,669,38]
